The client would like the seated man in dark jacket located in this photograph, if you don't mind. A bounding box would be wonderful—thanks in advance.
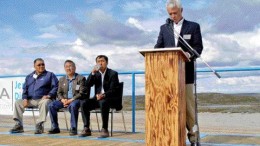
[48,60,88,136]
[10,58,58,134]
[79,55,119,138]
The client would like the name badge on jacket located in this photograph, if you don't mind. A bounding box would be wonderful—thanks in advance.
[76,85,80,90]
[183,34,191,40]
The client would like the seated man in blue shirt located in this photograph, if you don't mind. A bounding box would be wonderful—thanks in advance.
[48,60,88,136]
[10,58,59,134]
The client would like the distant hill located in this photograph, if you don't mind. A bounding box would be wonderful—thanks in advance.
[122,93,260,113]
[227,93,260,97]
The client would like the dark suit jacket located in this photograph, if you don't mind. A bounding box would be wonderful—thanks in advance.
[154,19,203,84]
[87,68,119,99]
[57,73,88,100]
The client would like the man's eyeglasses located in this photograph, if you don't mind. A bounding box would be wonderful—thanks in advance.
[36,63,45,67]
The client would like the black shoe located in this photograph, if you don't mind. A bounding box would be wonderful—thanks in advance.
[34,123,44,134]
[69,128,77,136]
[99,128,109,138]
[10,124,24,133]
[48,128,60,134]
[78,127,91,137]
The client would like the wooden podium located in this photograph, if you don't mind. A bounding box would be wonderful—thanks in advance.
[139,48,189,146]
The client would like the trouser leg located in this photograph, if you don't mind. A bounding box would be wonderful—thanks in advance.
[99,99,110,129]
[13,99,25,124]
[68,99,80,129]
[80,99,98,128]
[48,100,63,128]
[186,84,196,143]
[13,99,39,124]
[80,99,90,128]
[38,98,52,123]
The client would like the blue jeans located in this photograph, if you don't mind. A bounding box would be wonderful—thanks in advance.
[48,99,80,129]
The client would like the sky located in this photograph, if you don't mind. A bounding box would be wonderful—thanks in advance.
[0,0,260,94]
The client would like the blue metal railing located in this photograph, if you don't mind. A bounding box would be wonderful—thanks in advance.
[2,66,260,78]
[1,67,260,133]
[197,67,260,72]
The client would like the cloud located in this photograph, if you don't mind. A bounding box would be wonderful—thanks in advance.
[70,38,146,72]
[186,0,209,10]
[199,26,260,68]
[122,1,166,20]
[31,13,58,26]
[38,25,61,33]
[63,9,155,46]
[0,25,42,51]
[185,0,260,33]
[197,75,260,93]
[36,33,59,39]
[32,13,70,41]
[126,17,146,31]
[123,1,144,10]
[241,0,260,5]
[217,76,260,88]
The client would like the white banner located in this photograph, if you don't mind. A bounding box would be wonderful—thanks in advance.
[0,77,25,115]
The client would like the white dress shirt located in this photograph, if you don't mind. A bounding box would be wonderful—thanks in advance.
[173,18,184,47]
[99,69,107,94]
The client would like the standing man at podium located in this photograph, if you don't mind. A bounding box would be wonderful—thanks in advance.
[154,0,203,145]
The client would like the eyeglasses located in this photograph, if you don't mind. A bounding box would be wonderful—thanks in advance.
[36,63,45,67]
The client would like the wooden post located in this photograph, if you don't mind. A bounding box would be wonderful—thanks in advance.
[140,48,188,146]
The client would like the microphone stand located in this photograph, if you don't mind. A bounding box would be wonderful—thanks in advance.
[173,29,221,78]
[171,25,221,146]
[194,60,200,145]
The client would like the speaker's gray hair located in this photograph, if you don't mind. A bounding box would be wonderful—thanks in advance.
[166,0,182,8]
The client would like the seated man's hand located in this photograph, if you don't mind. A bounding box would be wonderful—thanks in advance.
[61,99,68,107]
[61,99,74,107]
[61,99,67,104]
[96,93,105,101]
[65,99,74,105]
[42,95,51,99]
[23,99,29,108]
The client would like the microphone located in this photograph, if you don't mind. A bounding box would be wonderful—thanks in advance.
[166,18,174,27]
[166,18,172,24]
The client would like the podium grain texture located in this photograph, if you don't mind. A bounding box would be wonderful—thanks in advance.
[145,51,186,146]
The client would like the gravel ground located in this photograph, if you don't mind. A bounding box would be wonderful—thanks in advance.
[131,111,260,135]
[198,112,260,135]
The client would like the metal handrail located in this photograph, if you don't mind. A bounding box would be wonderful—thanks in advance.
[1,67,260,78]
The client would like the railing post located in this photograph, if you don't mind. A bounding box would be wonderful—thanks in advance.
[132,73,136,133]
